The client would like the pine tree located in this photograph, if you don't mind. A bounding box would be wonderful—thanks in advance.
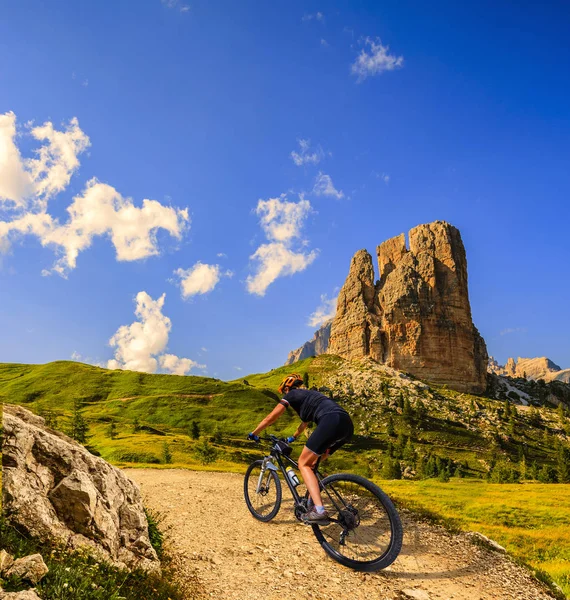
[162,442,173,464]
[503,399,511,420]
[386,415,395,437]
[415,399,427,420]
[381,458,402,480]
[556,445,570,483]
[528,406,541,426]
[538,464,556,483]
[403,397,414,423]
[519,453,527,480]
[303,372,310,388]
[190,421,200,440]
[106,419,117,439]
[403,438,417,464]
[398,391,405,410]
[70,398,88,444]
[212,425,223,444]
[132,417,140,433]
[508,415,516,436]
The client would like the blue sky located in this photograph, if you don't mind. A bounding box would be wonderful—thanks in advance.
[1,0,569,379]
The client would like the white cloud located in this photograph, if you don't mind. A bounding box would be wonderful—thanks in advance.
[290,139,324,167]
[159,353,202,375]
[313,172,344,199]
[233,366,243,371]
[26,116,91,209]
[256,194,311,242]
[308,293,338,328]
[174,261,231,299]
[71,351,82,361]
[302,12,324,22]
[351,37,404,82]
[246,195,318,296]
[161,0,190,12]
[0,112,34,208]
[107,291,204,375]
[320,39,329,47]
[0,112,189,276]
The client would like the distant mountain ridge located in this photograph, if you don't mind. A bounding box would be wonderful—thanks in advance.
[285,320,332,365]
[489,356,570,384]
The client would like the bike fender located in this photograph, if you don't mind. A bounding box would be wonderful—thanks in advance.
[264,461,278,472]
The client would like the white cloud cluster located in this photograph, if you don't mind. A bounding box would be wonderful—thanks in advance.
[174,261,232,299]
[351,37,404,82]
[290,139,324,167]
[107,291,204,375]
[0,112,189,276]
[313,172,344,199]
[308,293,338,328]
[0,111,89,210]
[246,195,318,296]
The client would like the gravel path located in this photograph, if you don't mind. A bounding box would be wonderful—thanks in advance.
[126,469,554,600]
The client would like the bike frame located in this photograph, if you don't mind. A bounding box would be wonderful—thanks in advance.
[258,438,347,514]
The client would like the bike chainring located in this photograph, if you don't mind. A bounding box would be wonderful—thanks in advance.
[294,497,310,522]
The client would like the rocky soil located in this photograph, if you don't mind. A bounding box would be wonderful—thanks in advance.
[127,469,555,600]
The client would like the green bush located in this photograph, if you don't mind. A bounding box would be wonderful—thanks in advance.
[194,438,218,465]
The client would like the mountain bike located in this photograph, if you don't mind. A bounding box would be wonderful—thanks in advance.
[244,434,403,572]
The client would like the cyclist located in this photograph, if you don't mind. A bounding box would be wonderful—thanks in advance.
[248,373,353,524]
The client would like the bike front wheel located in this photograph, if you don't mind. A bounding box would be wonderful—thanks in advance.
[244,459,282,522]
[312,473,403,572]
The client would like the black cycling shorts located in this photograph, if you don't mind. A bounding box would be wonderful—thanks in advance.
[305,412,354,456]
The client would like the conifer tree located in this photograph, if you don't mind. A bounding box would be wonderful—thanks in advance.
[556,445,570,483]
[386,415,395,437]
[70,398,88,444]
[106,419,117,439]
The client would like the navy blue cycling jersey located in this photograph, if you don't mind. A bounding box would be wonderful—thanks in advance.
[279,388,347,424]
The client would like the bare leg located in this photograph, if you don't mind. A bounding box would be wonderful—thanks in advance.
[298,446,323,506]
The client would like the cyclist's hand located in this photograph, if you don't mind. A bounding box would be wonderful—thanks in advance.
[285,436,295,444]
[247,432,260,443]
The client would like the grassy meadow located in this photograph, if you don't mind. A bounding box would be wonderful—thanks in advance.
[379,479,570,597]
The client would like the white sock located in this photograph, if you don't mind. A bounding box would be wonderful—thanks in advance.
[315,505,326,514]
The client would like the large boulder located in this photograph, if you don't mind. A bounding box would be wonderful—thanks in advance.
[2,404,159,572]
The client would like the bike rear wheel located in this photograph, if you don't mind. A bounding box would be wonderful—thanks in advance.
[312,473,403,571]
[244,460,282,522]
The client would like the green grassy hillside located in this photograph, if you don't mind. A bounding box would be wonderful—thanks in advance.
[1,356,570,595]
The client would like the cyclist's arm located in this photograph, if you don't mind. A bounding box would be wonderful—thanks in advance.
[292,421,308,439]
[252,403,286,436]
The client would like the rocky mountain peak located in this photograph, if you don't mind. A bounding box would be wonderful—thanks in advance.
[291,221,488,393]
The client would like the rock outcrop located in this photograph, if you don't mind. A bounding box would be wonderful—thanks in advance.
[286,320,332,365]
[2,404,159,573]
[327,221,488,393]
[327,250,384,362]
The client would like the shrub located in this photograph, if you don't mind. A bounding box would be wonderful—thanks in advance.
[162,442,173,464]
[194,438,218,465]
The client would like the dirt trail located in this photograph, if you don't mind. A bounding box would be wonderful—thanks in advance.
[126,469,554,600]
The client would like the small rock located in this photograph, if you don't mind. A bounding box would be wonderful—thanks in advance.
[5,554,49,585]
[401,590,431,600]
[0,589,43,599]
[467,531,507,553]
[0,549,15,574]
